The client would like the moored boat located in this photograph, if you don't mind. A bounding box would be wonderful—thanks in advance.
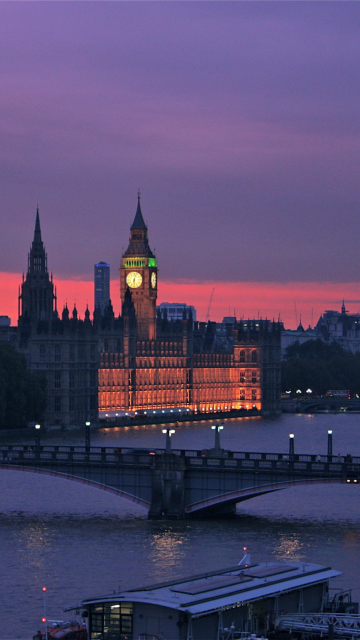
[32,620,87,640]
[71,549,358,640]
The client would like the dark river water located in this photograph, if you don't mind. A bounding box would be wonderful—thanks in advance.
[1,413,359,640]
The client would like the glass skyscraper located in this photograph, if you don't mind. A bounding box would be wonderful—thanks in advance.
[94,261,110,313]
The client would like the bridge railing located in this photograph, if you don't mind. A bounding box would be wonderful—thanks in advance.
[276,613,360,637]
[0,445,359,478]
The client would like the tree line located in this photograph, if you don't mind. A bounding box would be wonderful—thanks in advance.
[281,339,360,397]
[0,343,47,429]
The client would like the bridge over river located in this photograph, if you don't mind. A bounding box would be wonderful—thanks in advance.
[0,440,359,519]
[292,397,360,413]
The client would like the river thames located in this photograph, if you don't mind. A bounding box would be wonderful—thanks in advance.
[1,412,359,639]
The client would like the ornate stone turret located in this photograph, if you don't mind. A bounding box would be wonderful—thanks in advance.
[120,195,158,340]
[18,207,56,325]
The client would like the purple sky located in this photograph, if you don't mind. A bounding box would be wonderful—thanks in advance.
[1,2,360,289]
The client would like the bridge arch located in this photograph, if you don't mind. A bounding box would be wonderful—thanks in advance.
[185,477,357,515]
[0,464,150,510]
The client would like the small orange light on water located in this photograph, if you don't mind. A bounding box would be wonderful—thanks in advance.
[42,587,47,592]
[42,617,47,623]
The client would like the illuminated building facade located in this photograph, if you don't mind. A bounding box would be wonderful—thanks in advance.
[17,200,281,428]
[98,199,281,416]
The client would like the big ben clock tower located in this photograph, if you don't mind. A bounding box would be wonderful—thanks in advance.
[120,194,158,340]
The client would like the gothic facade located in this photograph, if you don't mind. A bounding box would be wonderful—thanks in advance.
[17,201,281,428]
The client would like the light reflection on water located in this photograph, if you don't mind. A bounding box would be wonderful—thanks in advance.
[0,413,360,639]
[273,533,303,561]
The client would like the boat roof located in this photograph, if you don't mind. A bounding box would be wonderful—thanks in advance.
[81,561,341,619]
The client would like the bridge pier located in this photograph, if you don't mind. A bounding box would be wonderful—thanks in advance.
[148,454,186,519]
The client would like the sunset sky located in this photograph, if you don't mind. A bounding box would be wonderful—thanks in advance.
[1,2,360,328]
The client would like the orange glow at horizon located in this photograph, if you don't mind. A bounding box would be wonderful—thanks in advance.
[1,271,359,330]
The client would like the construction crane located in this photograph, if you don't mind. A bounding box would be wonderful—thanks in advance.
[206,287,215,322]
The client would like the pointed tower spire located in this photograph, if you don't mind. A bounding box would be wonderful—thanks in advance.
[34,205,42,244]
[18,207,56,324]
[131,190,147,231]
[29,206,46,273]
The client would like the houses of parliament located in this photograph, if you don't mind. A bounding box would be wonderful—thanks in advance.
[17,198,281,427]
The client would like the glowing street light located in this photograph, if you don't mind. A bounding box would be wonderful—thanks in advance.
[35,423,41,450]
[162,429,175,454]
[85,421,91,452]
[211,424,224,451]
[328,429,333,458]
[289,433,295,457]
[42,586,48,640]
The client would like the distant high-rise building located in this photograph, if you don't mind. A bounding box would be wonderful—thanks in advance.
[94,262,110,313]
[158,302,197,322]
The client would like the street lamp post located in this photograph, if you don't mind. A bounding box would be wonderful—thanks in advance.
[211,424,224,452]
[328,430,333,459]
[85,421,91,452]
[289,433,295,458]
[162,429,175,454]
[35,423,41,451]
[42,586,48,640]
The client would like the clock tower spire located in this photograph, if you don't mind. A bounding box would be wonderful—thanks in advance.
[120,195,158,339]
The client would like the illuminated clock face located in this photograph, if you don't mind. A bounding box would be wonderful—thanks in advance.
[126,271,142,288]
[151,272,157,289]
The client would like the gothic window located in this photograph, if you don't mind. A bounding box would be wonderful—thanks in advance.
[240,349,246,363]
[39,345,46,361]
[252,389,257,399]
[251,350,257,363]
[252,371,257,383]
[54,345,61,362]
[54,372,61,389]
[69,345,75,361]
[54,396,61,412]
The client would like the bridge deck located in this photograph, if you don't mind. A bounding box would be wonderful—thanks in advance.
[0,444,359,478]
[1,445,358,518]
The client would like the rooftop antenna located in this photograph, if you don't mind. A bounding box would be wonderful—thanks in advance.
[238,546,251,566]
[294,302,298,327]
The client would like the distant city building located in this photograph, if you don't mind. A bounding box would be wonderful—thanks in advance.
[0,315,16,345]
[281,303,360,357]
[158,302,197,322]
[315,303,360,353]
[17,200,281,428]
[281,321,317,358]
[94,261,110,313]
